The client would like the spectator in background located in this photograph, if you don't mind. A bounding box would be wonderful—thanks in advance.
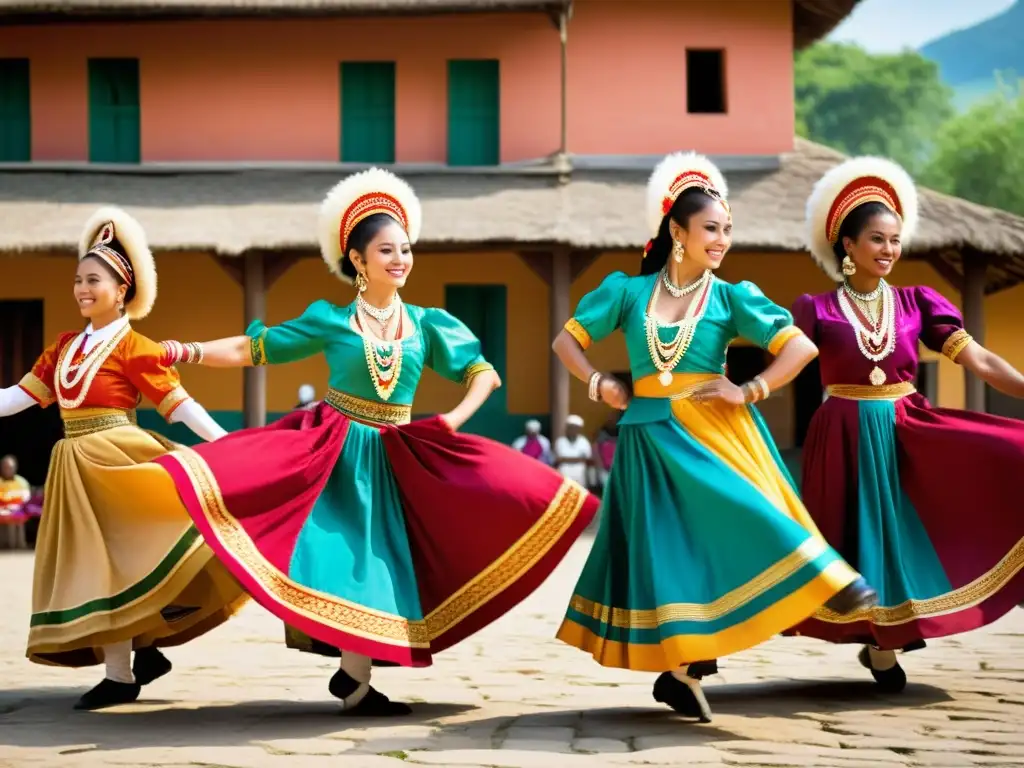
[554,414,592,488]
[592,412,620,494]
[295,384,318,411]
[0,454,30,509]
[512,419,553,465]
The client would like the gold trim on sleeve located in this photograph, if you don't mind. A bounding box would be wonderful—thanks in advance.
[767,325,804,356]
[249,331,268,367]
[19,372,55,407]
[942,329,973,362]
[157,386,192,421]
[564,318,592,350]
[462,361,495,388]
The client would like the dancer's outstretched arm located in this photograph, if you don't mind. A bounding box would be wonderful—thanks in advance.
[0,387,37,418]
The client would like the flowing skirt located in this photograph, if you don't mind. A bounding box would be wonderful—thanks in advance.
[790,391,1024,649]
[557,375,859,672]
[29,409,247,667]
[152,404,597,666]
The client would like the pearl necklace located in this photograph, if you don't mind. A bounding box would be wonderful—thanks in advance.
[56,324,131,409]
[357,304,403,401]
[645,274,712,386]
[837,281,896,386]
[357,293,399,326]
[843,280,884,302]
[662,269,710,298]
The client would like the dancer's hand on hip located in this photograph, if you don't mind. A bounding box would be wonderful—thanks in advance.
[692,379,745,406]
[599,377,631,410]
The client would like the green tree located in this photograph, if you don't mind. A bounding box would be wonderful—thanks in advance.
[795,42,954,173]
[922,83,1024,215]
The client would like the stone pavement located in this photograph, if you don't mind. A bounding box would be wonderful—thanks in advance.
[1,539,1022,768]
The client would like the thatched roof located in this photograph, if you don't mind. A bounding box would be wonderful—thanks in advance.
[0,0,859,48]
[2,139,1022,291]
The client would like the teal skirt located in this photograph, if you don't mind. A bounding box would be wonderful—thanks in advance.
[557,394,858,671]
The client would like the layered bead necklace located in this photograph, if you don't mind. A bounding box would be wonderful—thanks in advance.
[56,323,131,409]
[356,294,403,401]
[837,279,896,386]
[646,269,712,387]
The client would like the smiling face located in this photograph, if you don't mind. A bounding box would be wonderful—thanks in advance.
[668,198,733,271]
[349,219,413,290]
[843,209,902,280]
[74,256,127,320]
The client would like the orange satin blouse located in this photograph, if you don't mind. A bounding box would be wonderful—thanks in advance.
[19,328,191,420]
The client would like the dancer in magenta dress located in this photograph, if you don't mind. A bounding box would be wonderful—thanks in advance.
[789,156,1024,691]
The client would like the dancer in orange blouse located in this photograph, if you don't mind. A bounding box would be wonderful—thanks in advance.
[0,208,246,710]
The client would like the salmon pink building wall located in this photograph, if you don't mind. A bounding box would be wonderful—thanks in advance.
[568,0,795,156]
[0,14,561,163]
[0,0,795,162]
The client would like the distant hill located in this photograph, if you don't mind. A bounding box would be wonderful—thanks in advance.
[920,0,1024,109]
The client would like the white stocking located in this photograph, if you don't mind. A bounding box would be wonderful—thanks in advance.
[868,646,898,671]
[102,640,135,684]
[339,652,371,708]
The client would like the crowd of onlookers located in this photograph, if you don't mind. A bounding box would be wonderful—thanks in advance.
[511,413,618,497]
[0,454,42,549]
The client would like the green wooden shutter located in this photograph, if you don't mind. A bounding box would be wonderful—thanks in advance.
[447,59,499,166]
[0,59,30,162]
[341,61,396,163]
[89,59,140,164]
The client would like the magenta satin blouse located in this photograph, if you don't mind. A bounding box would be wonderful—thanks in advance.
[792,286,968,388]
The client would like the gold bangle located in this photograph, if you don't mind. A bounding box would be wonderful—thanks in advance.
[754,375,770,401]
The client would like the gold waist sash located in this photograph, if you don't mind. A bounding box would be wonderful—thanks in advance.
[61,408,138,438]
[324,388,412,426]
[825,382,916,401]
[633,372,723,400]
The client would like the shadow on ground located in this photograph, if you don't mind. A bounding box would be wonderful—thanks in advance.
[0,678,952,755]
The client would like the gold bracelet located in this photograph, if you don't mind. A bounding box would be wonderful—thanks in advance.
[754,375,770,401]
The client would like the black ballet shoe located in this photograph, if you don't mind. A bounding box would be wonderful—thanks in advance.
[858,646,907,693]
[73,678,141,711]
[328,669,411,717]
[653,672,713,723]
[132,647,172,686]
[825,578,878,615]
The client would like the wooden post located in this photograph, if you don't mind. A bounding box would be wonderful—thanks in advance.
[962,253,987,413]
[550,249,571,441]
[242,251,267,428]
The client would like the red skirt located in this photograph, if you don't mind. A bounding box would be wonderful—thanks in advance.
[153,405,596,666]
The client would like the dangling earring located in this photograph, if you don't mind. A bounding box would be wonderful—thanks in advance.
[672,240,685,264]
[842,254,856,277]
[354,272,368,293]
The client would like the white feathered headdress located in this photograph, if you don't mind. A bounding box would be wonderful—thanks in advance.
[317,168,422,283]
[645,151,729,238]
[78,206,157,320]
[805,156,919,282]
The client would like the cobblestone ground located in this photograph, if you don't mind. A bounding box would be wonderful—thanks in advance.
[1,539,1022,768]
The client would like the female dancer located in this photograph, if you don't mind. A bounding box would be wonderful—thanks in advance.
[156,168,598,716]
[789,157,1024,691]
[552,152,878,723]
[0,208,245,710]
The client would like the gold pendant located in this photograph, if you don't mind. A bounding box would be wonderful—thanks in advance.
[659,370,673,387]
[869,366,886,386]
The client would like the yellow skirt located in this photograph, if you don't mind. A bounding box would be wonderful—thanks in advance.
[28,408,248,667]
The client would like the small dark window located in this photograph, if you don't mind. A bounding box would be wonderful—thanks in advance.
[686,49,726,114]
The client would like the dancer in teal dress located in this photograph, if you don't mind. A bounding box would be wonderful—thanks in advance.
[553,152,878,722]
[156,168,597,715]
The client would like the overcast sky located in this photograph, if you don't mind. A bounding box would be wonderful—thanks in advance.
[827,0,1016,52]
